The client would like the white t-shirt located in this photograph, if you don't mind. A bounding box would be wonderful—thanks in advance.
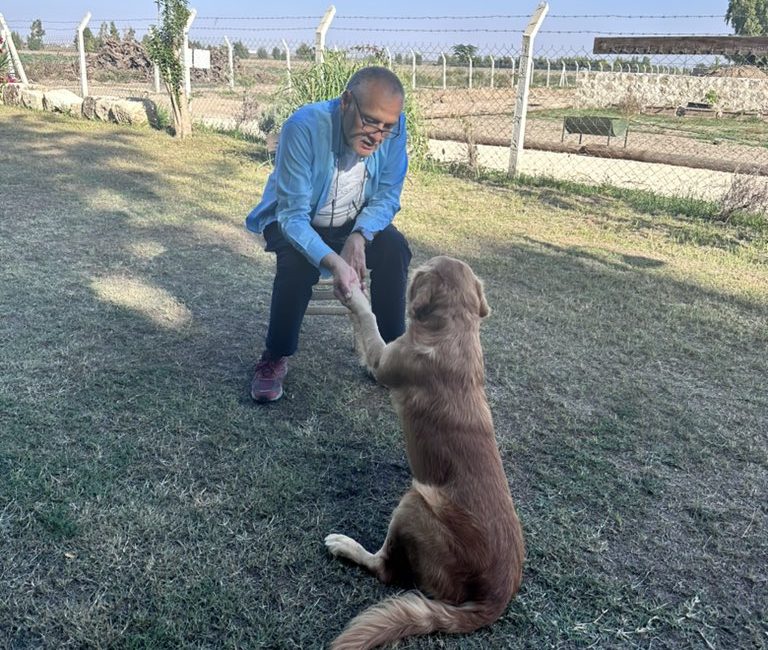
[312,149,366,228]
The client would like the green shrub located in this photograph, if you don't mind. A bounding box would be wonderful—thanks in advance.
[268,50,429,168]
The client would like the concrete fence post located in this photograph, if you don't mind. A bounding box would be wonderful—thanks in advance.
[441,52,447,89]
[315,5,336,64]
[509,1,549,176]
[282,38,291,89]
[77,12,92,97]
[182,8,197,97]
[223,35,234,90]
[0,12,28,84]
[490,55,495,88]
[468,56,473,89]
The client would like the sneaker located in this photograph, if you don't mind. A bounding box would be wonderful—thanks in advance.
[250,354,288,402]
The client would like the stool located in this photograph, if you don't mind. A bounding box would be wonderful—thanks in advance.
[305,278,350,316]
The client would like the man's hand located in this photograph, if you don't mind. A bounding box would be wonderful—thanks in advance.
[340,232,367,293]
[320,252,361,302]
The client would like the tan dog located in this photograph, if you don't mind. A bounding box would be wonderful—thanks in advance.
[325,255,524,650]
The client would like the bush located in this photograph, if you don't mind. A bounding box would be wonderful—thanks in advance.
[232,40,249,60]
[269,50,429,168]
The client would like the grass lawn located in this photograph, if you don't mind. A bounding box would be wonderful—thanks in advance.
[1,105,767,649]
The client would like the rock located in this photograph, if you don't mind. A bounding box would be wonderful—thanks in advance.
[109,97,158,127]
[82,95,121,121]
[3,82,25,106]
[21,87,46,111]
[43,89,83,115]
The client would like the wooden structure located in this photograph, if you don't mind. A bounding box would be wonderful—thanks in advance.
[306,278,349,316]
[594,36,768,56]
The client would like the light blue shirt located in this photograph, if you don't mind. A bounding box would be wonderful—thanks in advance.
[245,97,408,272]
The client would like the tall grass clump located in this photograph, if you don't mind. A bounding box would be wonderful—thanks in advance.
[260,50,429,169]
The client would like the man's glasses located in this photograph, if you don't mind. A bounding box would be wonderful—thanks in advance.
[348,90,401,140]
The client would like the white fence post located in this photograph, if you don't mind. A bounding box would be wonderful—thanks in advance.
[223,35,234,90]
[546,58,550,87]
[77,12,91,97]
[490,55,495,88]
[410,48,416,89]
[315,5,336,64]
[441,52,447,89]
[385,47,392,69]
[0,13,28,84]
[509,1,548,177]
[468,56,473,89]
[282,38,291,89]
[183,8,197,97]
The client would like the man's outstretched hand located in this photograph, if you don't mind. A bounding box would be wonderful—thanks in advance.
[340,232,367,293]
[320,251,364,302]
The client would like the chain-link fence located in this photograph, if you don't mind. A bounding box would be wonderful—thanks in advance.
[4,8,768,211]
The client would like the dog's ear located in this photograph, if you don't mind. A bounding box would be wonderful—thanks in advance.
[476,277,490,318]
[409,269,441,322]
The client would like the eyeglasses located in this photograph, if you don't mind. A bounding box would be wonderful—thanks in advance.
[347,90,401,140]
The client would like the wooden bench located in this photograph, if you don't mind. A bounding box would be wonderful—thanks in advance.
[561,116,629,146]
[306,278,350,316]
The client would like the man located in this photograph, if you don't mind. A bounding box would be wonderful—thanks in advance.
[245,66,412,402]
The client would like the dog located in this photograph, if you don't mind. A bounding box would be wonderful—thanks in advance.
[325,255,524,650]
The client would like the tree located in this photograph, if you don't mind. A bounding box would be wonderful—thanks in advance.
[271,46,284,60]
[452,44,478,63]
[11,31,23,51]
[73,26,100,52]
[98,22,110,43]
[726,0,768,64]
[295,42,313,60]
[232,41,249,59]
[146,0,193,138]
[109,21,120,40]
[27,19,45,51]
[256,47,268,59]
[726,0,768,35]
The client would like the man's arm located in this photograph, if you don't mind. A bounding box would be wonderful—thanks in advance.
[273,116,336,269]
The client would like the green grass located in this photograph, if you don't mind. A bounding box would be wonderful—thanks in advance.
[1,105,767,649]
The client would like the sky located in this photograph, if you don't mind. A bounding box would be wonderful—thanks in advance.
[3,1,734,56]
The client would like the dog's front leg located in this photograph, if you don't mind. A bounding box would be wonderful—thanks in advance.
[345,287,387,374]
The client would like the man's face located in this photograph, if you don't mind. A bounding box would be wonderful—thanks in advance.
[341,81,403,157]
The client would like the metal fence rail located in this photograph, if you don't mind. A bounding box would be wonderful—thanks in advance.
[3,6,768,211]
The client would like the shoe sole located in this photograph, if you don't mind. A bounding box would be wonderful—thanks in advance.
[251,386,284,403]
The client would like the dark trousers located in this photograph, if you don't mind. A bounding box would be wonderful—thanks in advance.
[263,221,412,358]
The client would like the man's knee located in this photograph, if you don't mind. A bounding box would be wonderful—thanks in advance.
[368,226,412,270]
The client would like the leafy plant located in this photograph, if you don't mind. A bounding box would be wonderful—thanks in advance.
[145,0,192,138]
[27,19,45,51]
[269,50,429,168]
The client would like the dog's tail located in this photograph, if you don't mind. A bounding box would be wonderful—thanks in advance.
[331,592,499,650]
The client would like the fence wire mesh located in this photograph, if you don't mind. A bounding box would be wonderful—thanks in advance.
[4,10,768,211]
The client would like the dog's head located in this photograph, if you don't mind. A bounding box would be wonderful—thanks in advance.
[408,256,490,327]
